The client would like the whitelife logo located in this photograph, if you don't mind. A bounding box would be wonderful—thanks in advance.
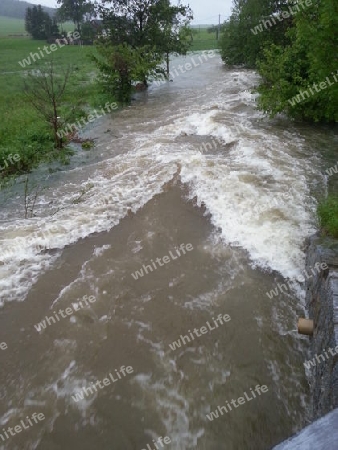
[56,102,118,139]
[18,31,80,68]
[154,51,215,86]
[169,314,231,351]
[1,224,69,265]
[131,243,193,280]
[251,0,312,35]
[0,153,20,172]
[206,385,269,421]
[326,162,338,176]
[288,70,338,106]
[304,346,338,370]
[0,412,45,443]
[140,436,171,450]
[34,295,96,332]
[71,365,134,402]
[266,262,328,299]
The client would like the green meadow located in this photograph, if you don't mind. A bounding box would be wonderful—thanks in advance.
[190,27,220,51]
[0,16,219,184]
[0,31,100,183]
[0,16,26,35]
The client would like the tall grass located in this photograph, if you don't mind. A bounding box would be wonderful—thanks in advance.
[317,196,338,238]
[190,27,220,51]
[0,37,104,180]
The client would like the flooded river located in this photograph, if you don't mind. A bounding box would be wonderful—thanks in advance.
[0,53,337,450]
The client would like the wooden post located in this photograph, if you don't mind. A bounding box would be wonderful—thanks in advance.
[298,318,314,336]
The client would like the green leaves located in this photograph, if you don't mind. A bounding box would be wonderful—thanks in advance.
[257,0,338,122]
[221,0,292,68]
[224,0,338,122]
[92,0,193,101]
[56,0,93,30]
[92,43,161,103]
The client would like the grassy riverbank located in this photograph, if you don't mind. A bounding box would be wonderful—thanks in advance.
[0,36,103,185]
[0,19,219,186]
[318,196,338,238]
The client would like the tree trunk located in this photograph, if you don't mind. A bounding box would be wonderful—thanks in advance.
[166,52,170,79]
[52,119,62,149]
[52,96,62,148]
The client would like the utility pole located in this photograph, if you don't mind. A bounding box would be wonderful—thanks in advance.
[218,14,221,41]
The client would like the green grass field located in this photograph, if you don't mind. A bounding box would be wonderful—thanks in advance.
[190,27,220,51]
[0,16,26,36]
[0,34,102,182]
[0,19,219,183]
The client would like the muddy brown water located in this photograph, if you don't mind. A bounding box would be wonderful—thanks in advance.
[1,53,338,450]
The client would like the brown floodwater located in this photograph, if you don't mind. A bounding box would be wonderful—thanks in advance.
[1,52,337,450]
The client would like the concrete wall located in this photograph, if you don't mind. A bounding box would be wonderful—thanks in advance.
[273,408,338,450]
[273,234,338,449]
[304,234,338,419]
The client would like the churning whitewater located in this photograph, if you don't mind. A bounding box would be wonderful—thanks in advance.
[0,59,322,308]
[1,53,333,450]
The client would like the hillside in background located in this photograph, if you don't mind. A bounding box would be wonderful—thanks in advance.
[0,0,55,19]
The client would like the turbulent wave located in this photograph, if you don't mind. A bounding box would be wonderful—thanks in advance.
[0,69,322,306]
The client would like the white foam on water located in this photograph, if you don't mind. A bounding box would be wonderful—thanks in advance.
[0,69,322,305]
[153,139,318,280]
[128,325,206,450]
[0,156,179,305]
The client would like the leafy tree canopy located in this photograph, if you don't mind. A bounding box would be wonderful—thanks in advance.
[57,0,94,31]
[221,0,338,122]
[93,0,193,100]
[256,0,338,122]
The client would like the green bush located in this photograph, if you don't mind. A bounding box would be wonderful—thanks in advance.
[317,196,338,238]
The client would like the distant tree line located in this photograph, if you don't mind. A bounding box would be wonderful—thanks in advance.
[221,0,338,122]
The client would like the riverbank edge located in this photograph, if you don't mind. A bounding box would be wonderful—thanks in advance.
[273,233,338,449]
[304,233,338,419]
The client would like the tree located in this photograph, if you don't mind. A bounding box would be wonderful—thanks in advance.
[56,0,94,31]
[95,0,193,92]
[80,20,97,44]
[25,5,55,40]
[256,0,338,122]
[92,42,161,102]
[24,61,72,148]
[220,0,292,68]
[149,0,193,77]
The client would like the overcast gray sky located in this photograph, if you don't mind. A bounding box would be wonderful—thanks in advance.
[26,0,233,24]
